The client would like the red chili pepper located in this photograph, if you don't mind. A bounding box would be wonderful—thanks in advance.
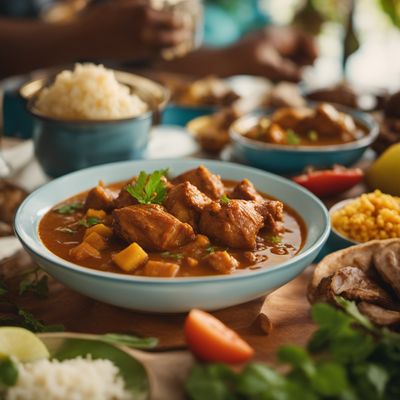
[292,167,364,198]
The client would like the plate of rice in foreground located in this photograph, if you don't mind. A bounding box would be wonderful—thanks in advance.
[0,327,150,400]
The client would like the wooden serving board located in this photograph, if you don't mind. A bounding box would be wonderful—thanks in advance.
[0,249,315,363]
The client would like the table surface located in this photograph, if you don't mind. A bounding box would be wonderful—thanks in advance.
[0,136,372,399]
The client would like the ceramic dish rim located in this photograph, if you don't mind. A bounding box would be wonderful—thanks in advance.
[14,159,330,285]
[329,198,360,245]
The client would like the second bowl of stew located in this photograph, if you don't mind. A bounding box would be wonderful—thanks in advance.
[15,159,329,312]
[230,103,379,174]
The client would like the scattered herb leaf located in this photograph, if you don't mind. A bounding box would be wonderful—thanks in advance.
[19,273,49,299]
[77,217,100,228]
[205,245,217,254]
[308,130,319,142]
[287,129,301,145]
[0,357,18,387]
[160,252,184,260]
[101,333,158,349]
[18,309,64,333]
[220,194,231,205]
[126,169,169,205]
[267,235,282,245]
[55,202,83,215]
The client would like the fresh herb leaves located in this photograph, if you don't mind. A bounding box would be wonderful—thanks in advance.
[55,202,83,215]
[19,272,48,298]
[185,298,400,400]
[0,357,18,388]
[77,217,101,228]
[205,245,217,254]
[101,333,158,349]
[220,194,231,205]
[18,309,64,333]
[286,129,301,145]
[126,169,169,205]
[160,252,184,260]
[267,235,282,245]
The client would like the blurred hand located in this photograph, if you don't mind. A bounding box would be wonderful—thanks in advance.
[226,26,318,82]
[78,0,190,60]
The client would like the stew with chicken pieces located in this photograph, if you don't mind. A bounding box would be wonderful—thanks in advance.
[39,166,306,278]
[244,103,367,146]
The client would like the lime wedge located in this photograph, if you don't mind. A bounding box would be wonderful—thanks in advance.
[0,327,49,362]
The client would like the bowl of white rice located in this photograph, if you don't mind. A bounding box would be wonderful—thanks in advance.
[20,64,169,177]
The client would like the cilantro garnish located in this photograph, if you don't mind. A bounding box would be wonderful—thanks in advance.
[287,129,301,145]
[220,194,231,205]
[160,252,184,260]
[77,217,101,228]
[308,130,319,142]
[55,202,83,215]
[19,268,49,298]
[267,235,282,245]
[126,169,169,205]
[205,245,217,254]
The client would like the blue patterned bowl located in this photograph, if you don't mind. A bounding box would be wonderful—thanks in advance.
[230,109,379,175]
[15,159,329,313]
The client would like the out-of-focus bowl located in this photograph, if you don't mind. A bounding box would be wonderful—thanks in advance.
[229,108,379,174]
[161,104,216,126]
[15,159,330,313]
[20,70,169,178]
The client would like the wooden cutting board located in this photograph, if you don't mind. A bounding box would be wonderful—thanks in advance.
[0,249,315,363]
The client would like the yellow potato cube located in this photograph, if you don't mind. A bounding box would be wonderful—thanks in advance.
[83,223,113,240]
[112,243,148,272]
[84,232,107,251]
[86,208,106,220]
[70,242,101,261]
[143,261,180,277]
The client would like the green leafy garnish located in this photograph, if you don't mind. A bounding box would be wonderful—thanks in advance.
[160,252,184,260]
[18,309,65,333]
[185,298,400,400]
[220,194,231,205]
[0,357,18,388]
[267,235,282,245]
[205,245,217,254]
[101,334,158,349]
[286,129,301,145]
[19,269,49,298]
[308,130,319,142]
[55,202,83,215]
[126,169,169,205]
[77,217,100,228]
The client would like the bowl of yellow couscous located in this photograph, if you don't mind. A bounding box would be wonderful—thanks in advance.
[330,190,400,249]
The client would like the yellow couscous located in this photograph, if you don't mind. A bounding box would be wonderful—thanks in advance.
[331,190,400,242]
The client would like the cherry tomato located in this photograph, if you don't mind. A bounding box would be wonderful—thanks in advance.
[293,167,364,198]
[184,309,254,364]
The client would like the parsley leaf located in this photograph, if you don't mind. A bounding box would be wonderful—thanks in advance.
[286,129,301,145]
[19,273,49,299]
[77,217,100,228]
[126,169,169,205]
[267,235,282,245]
[220,194,231,205]
[205,245,217,254]
[55,202,83,215]
[18,309,65,333]
[160,252,184,260]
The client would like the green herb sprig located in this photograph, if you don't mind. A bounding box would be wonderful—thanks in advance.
[185,297,400,400]
[160,252,184,260]
[77,217,101,228]
[308,130,319,142]
[287,129,301,145]
[54,202,83,215]
[19,268,49,298]
[220,194,231,205]
[126,169,169,205]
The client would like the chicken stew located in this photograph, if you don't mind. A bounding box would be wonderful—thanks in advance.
[39,166,306,278]
[244,103,367,147]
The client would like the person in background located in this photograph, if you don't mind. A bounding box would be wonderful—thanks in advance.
[155,0,318,81]
[0,0,188,78]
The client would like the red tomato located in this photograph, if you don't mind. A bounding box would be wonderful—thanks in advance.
[292,167,364,198]
[184,309,254,364]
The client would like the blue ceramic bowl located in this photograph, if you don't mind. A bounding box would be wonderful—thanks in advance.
[14,159,330,313]
[21,70,169,178]
[161,104,217,126]
[230,109,379,174]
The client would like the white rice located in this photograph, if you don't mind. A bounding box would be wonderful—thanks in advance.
[6,357,133,400]
[35,63,147,120]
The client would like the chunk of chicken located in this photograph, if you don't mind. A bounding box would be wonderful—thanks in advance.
[164,182,212,229]
[172,165,224,200]
[255,200,284,234]
[199,200,265,250]
[85,184,117,211]
[113,204,195,251]
[203,251,238,274]
[231,179,263,202]
[113,180,138,209]
[373,242,400,298]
